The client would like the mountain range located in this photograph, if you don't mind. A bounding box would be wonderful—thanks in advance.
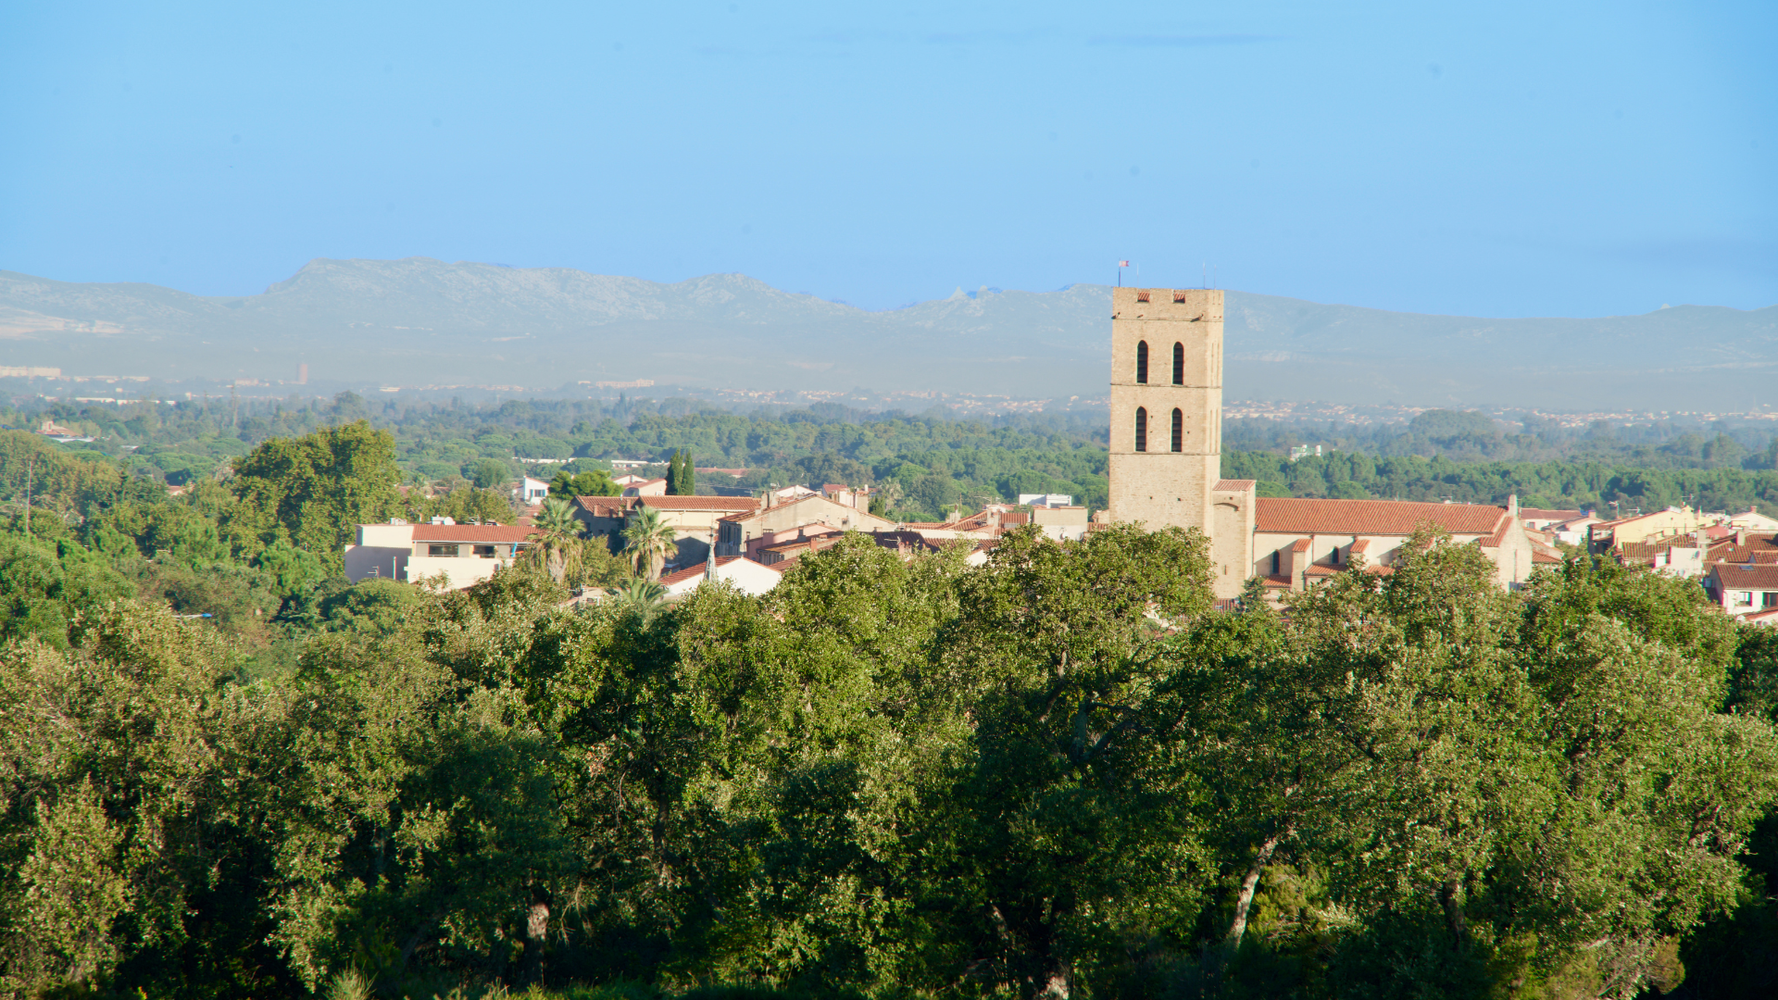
[3,257,1773,411]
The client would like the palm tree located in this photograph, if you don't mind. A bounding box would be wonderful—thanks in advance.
[518,497,586,585]
[621,505,679,582]
[605,577,667,620]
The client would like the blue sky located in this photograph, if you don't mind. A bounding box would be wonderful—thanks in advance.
[2,1,1772,316]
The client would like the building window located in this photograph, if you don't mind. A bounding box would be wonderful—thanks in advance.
[1767,591,1778,608]
[473,544,496,557]
[1171,408,1183,452]
[428,544,459,557]
[1135,407,1147,452]
[1330,545,1340,565]
[1173,342,1184,384]
[1272,550,1280,574]
[1136,341,1148,383]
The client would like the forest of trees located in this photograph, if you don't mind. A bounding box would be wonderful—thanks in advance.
[1,414,1778,998]
[7,394,1778,522]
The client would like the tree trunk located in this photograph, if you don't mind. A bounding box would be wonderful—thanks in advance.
[523,898,550,984]
[1440,878,1468,948]
[1226,827,1289,950]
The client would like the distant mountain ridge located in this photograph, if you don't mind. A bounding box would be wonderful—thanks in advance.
[2,257,1773,410]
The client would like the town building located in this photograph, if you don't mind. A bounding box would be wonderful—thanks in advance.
[1097,288,1256,599]
[517,476,549,503]
[1253,495,1554,592]
[659,556,785,597]
[344,519,536,589]
[1705,562,1778,618]
[717,493,894,558]
[1096,286,1574,599]
[1729,508,1778,533]
[1587,507,1707,552]
[633,494,761,569]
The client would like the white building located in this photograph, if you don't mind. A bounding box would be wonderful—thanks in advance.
[517,476,550,503]
[658,555,785,597]
[344,519,538,590]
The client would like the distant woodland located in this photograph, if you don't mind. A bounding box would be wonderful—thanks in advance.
[7,393,1777,520]
[0,412,1776,999]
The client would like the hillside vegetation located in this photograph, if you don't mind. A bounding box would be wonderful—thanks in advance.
[3,411,1778,997]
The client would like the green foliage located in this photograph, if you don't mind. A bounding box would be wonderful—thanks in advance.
[622,506,678,581]
[666,449,696,496]
[4,404,1778,1000]
[551,467,621,497]
[469,456,515,488]
[230,421,404,569]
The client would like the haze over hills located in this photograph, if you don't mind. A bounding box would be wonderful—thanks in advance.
[2,257,1774,411]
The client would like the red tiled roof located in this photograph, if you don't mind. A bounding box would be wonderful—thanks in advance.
[1710,563,1778,589]
[1256,498,1506,536]
[1520,508,1584,521]
[659,556,747,587]
[574,496,634,517]
[637,495,760,512]
[725,494,817,522]
[1593,508,1691,530]
[411,524,538,542]
[1214,478,1256,491]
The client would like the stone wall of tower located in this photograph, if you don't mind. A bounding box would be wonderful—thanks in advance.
[1107,288,1223,537]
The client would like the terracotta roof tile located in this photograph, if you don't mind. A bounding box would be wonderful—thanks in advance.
[1520,508,1585,521]
[1710,563,1778,589]
[723,494,829,522]
[1214,478,1256,491]
[637,495,761,512]
[659,556,746,587]
[411,524,538,542]
[574,496,634,517]
[1256,497,1506,536]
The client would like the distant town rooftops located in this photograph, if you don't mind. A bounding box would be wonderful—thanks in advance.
[410,524,539,543]
[1255,497,1506,536]
[636,495,760,512]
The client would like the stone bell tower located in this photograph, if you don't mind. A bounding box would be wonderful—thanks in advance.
[1105,287,1254,599]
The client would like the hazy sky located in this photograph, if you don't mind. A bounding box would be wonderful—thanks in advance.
[3,1,1773,316]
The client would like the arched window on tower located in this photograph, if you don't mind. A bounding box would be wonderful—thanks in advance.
[1135,341,1148,383]
[1134,407,1147,452]
[1172,342,1184,385]
[1171,408,1183,452]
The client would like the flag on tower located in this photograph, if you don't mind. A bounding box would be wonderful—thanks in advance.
[1118,260,1129,267]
